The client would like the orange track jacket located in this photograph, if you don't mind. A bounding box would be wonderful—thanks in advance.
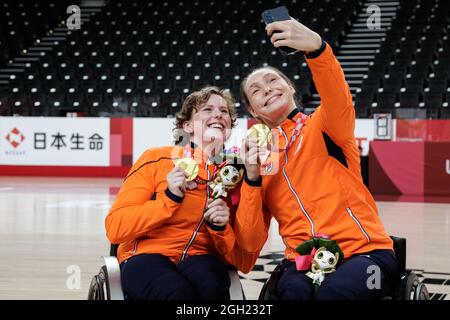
[105,144,262,273]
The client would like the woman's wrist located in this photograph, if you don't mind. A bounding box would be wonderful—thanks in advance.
[245,174,262,186]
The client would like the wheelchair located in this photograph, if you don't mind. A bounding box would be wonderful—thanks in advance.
[87,244,245,300]
[258,236,430,300]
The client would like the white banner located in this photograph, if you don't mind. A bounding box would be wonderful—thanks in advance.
[354,119,374,156]
[133,118,175,162]
[224,118,248,151]
[133,118,377,161]
[0,117,386,167]
[0,117,109,166]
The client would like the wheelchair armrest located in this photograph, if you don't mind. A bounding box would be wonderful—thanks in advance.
[102,256,125,300]
[228,268,244,300]
[390,236,406,274]
[258,263,284,300]
[101,258,243,300]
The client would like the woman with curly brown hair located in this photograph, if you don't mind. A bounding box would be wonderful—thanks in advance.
[105,86,262,300]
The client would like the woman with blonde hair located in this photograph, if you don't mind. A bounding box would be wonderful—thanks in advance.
[238,19,398,300]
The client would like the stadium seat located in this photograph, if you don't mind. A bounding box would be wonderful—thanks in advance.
[377,92,398,109]
[0,0,448,118]
[399,92,420,108]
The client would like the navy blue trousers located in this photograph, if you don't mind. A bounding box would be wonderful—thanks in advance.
[120,253,230,300]
[277,249,399,300]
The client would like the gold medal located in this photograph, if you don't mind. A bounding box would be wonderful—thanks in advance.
[174,158,199,181]
[246,124,272,148]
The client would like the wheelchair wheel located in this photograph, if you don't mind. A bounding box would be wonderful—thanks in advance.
[258,264,284,300]
[87,266,108,300]
[414,283,430,300]
[398,271,429,300]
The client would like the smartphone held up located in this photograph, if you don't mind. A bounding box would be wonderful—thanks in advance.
[261,6,300,56]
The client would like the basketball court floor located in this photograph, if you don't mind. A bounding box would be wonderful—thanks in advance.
[1,176,449,300]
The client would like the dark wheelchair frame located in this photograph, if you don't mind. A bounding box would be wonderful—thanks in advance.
[87,244,245,300]
[258,236,430,300]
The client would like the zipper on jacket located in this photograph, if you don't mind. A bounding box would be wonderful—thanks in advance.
[179,160,211,262]
[346,207,371,243]
[128,239,140,255]
[280,128,316,237]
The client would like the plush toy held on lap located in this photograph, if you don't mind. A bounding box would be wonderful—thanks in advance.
[295,235,344,290]
[306,247,339,287]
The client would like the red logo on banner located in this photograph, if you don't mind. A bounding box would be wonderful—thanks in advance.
[5,127,26,149]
